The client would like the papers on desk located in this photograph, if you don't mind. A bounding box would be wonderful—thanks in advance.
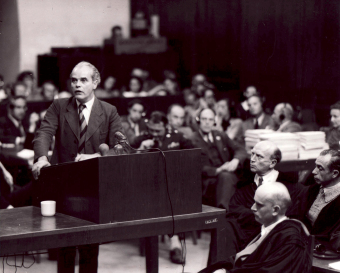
[244,129,274,152]
[16,149,34,159]
[328,261,340,270]
[296,131,328,159]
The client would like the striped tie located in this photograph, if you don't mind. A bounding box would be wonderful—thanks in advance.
[78,104,87,154]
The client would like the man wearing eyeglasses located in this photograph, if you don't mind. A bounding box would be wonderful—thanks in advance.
[0,95,39,148]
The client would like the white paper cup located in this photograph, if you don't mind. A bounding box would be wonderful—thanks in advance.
[41,201,56,216]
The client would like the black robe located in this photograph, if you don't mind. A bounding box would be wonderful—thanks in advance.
[201,220,311,273]
[221,171,302,259]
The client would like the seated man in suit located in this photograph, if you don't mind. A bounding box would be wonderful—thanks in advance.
[200,183,311,273]
[167,104,193,139]
[293,149,340,252]
[121,99,147,144]
[219,140,301,259]
[271,102,302,132]
[0,95,39,149]
[191,108,247,211]
[131,111,193,151]
[242,94,273,132]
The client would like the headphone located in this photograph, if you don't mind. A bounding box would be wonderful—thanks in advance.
[279,103,294,121]
[196,108,217,126]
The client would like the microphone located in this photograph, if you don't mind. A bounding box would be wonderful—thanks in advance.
[114,131,133,154]
[99,143,109,156]
[114,131,128,144]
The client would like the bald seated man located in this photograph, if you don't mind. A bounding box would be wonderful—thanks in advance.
[214,140,302,260]
[167,104,193,139]
[200,183,311,273]
[271,102,301,132]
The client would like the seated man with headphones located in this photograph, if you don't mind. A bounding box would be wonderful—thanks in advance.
[271,102,302,132]
[191,108,247,211]
[121,99,148,144]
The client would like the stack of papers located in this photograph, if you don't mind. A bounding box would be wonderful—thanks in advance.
[244,129,274,152]
[296,131,328,159]
[259,133,300,161]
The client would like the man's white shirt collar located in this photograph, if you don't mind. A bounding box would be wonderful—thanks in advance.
[76,95,95,124]
[254,169,279,187]
[261,216,288,237]
[254,112,265,126]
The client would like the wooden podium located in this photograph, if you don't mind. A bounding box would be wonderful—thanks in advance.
[33,149,202,224]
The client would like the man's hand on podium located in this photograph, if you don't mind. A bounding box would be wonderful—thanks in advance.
[74,153,101,162]
[32,156,51,180]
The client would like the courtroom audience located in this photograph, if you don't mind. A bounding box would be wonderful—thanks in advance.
[121,99,147,144]
[123,76,148,97]
[242,94,273,133]
[191,108,247,210]
[17,70,35,98]
[201,183,311,273]
[148,74,180,96]
[214,98,243,145]
[131,111,193,151]
[219,141,301,259]
[324,101,340,150]
[0,96,39,149]
[235,85,258,120]
[191,73,207,97]
[270,102,302,132]
[95,76,121,98]
[167,104,193,139]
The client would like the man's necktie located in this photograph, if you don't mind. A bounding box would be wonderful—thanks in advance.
[320,187,325,201]
[258,176,263,187]
[78,104,87,154]
[254,118,259,129]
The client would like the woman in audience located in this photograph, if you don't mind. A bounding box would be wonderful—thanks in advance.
[95,75,120,98]
[148,70,180,96]
[215,98,244,145]
[122,76,148,97]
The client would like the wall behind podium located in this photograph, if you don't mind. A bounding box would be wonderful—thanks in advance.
[14,0,129,77]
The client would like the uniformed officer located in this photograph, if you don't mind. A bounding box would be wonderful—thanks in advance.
[131,111,193,151]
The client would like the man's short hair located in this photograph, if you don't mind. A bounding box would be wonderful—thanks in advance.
[247,94,264,104]
[17,71,34,81]
[167,104,184,115]
[7,95,27,109]
[127,99,145,110]
[330,101,340,111]
[11,81,27,96]
[270,147,282,164]
[148,111,168,125]
[72,61,101,86]
[320,149,340,172]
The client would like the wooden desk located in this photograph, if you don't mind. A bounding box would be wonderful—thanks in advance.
[0,205,226,272]
[313,257,340,272]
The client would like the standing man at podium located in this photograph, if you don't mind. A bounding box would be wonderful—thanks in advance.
[32,61,123,273]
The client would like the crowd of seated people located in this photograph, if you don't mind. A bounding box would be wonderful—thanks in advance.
[3,65,340,272]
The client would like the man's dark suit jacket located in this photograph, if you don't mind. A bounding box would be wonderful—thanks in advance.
[190,130,247,177]
[33,96,122,164]
[201,220,311,273]
[0,115,34,149]
[292,183,340,246]
[121,115,147,144]
[242,113,273,131]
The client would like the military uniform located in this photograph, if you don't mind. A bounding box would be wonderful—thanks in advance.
[131,127,194,151]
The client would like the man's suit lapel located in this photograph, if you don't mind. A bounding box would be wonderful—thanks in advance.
[86,97,104,141]
[65,97,79,140]
[212,131,228,162]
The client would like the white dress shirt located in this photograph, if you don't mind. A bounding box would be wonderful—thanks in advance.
[76,96,95,125]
